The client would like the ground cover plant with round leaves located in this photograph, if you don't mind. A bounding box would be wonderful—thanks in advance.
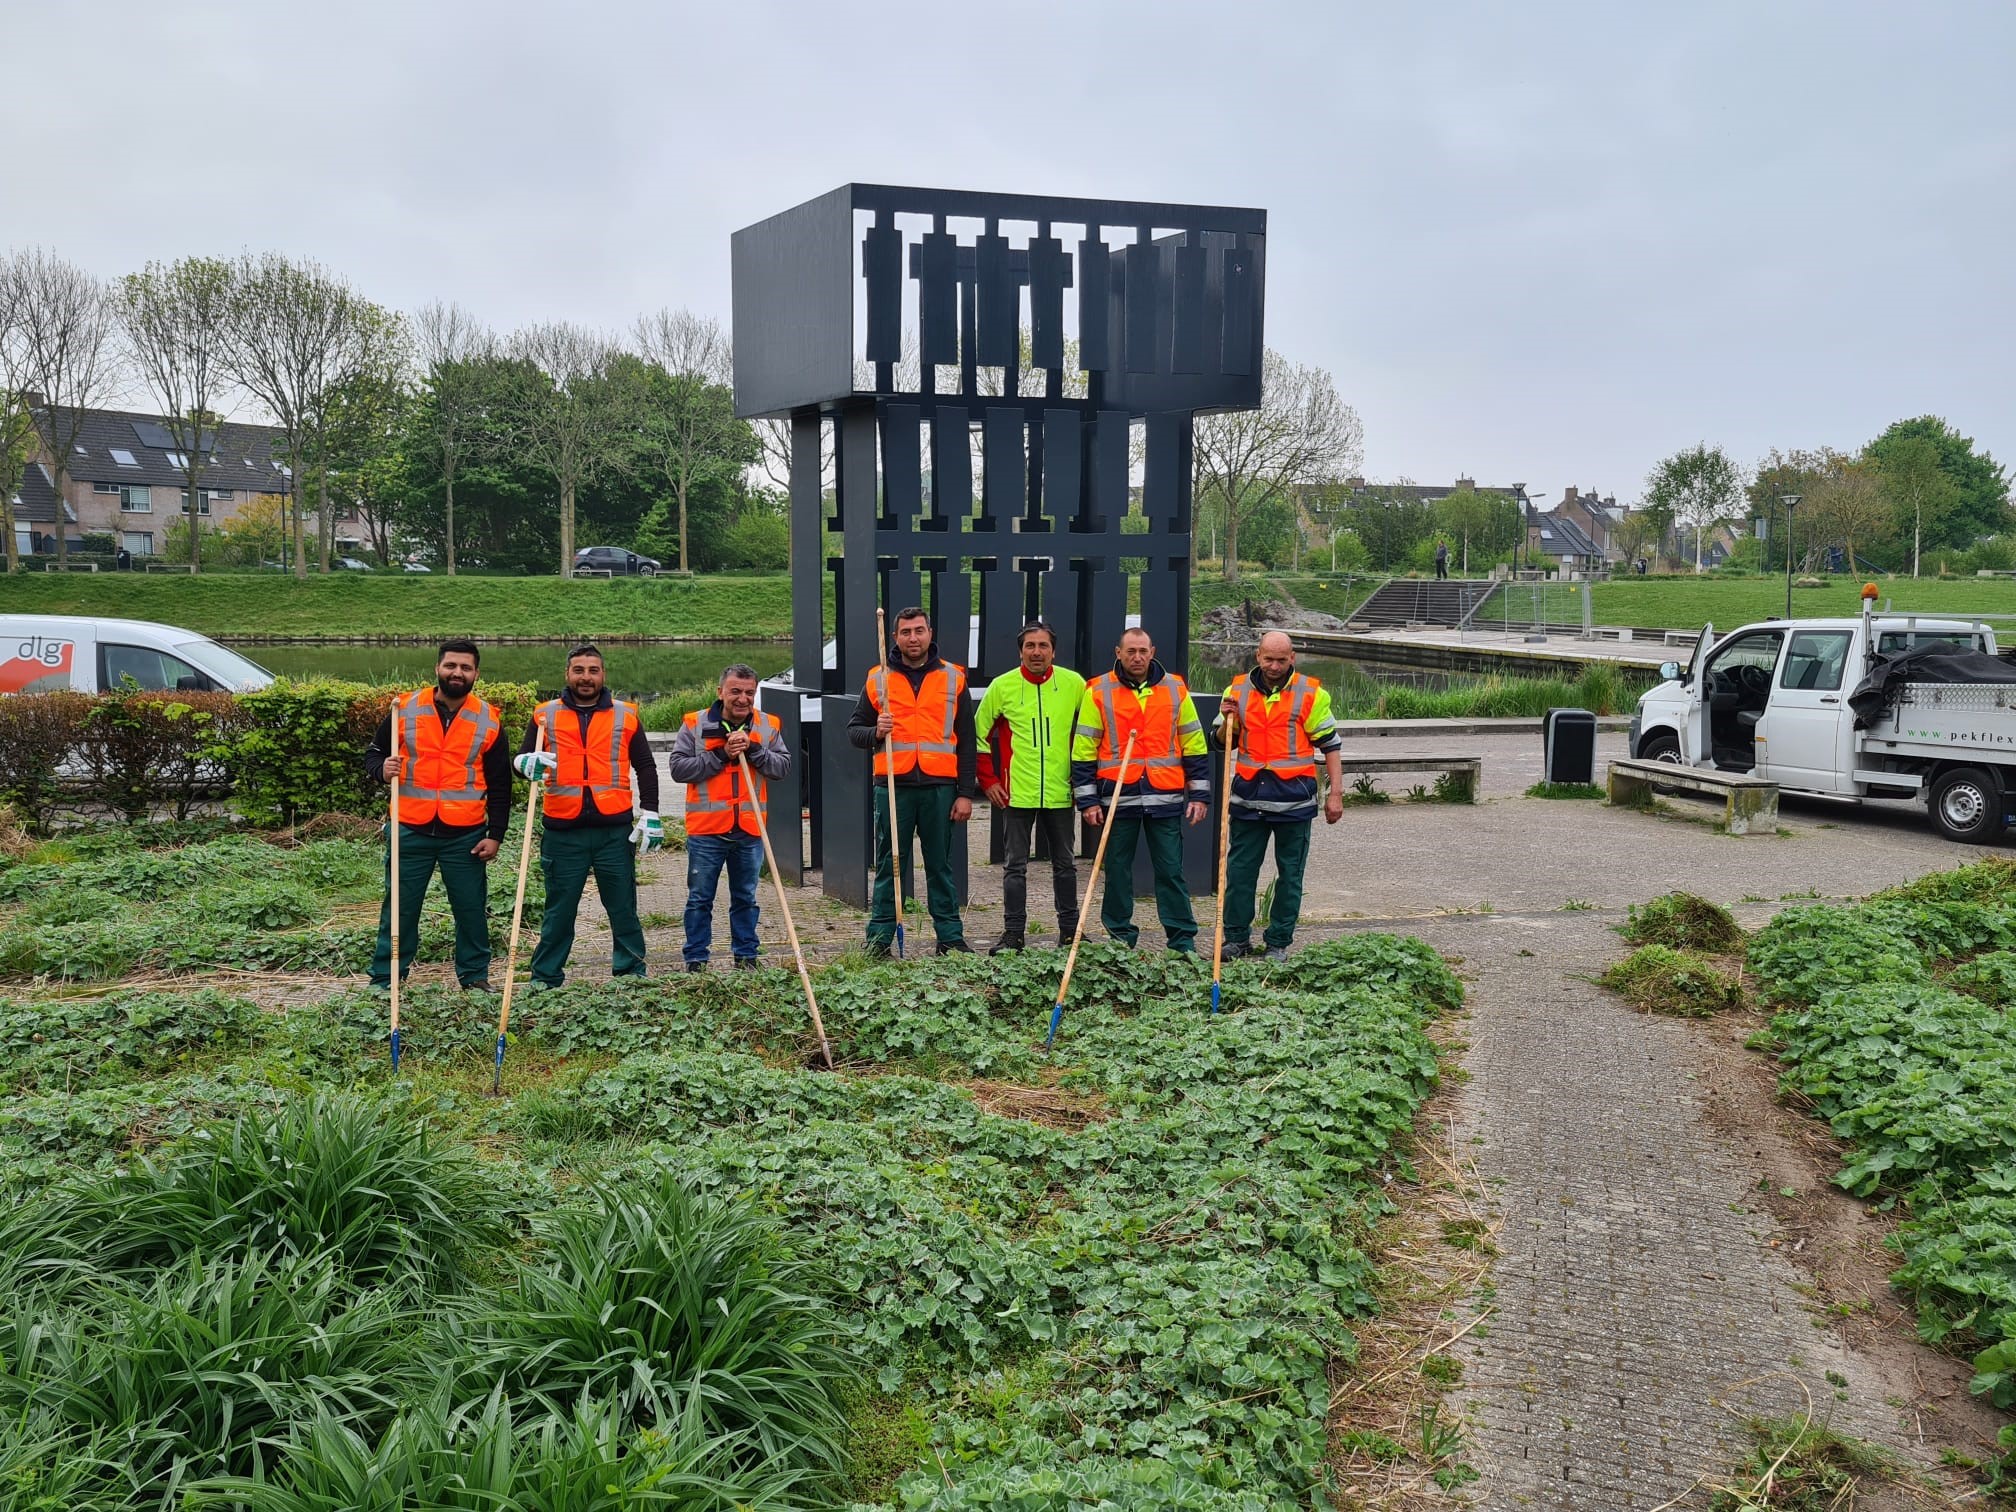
[0,816,1461,1512]
[1746,860,2016,1479]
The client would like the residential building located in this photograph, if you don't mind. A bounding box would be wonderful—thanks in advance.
[15,402,320,559]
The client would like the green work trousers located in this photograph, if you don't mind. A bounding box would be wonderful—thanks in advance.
[868,783,964,946]
[531,823,647,987]
[1098,814,1196,952]
[1222,818,1312,951]
[370,824,492,988]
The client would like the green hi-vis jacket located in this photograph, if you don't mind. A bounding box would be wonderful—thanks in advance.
[973,665,1089,810]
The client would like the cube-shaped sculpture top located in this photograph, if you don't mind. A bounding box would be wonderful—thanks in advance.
[731,184,1266,420]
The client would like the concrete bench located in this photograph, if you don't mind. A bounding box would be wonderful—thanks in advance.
[1607,758,1778,835]
[571,566,614,579]
[1662,630,1697,647]
[46,562,98,572]
[1337,752,1481,803]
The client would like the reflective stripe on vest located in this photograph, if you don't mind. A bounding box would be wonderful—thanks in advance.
[1232,675,1319,781]
[1091,673,1189,791]
[868,662,964,778]
[684,708,779,836]
[396,689,499,826]
[538,699,636,819]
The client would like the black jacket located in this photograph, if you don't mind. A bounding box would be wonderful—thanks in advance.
[847,640,979,797]
[517,689,660,830]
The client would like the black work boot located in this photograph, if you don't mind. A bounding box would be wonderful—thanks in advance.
[937,939,974,956]
[989,934,1025,956]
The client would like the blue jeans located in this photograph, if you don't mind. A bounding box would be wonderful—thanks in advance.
[684,831,762,963]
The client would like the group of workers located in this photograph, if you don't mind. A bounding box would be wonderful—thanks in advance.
[363,610,1346,990]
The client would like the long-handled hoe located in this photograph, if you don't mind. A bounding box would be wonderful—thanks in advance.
[741,753,835,1070]
[388,713,403,1071]
[876,607,904,959]
[491,728,545,1096]
[1210,710,1238,1015]
[1045,733,1137,1052]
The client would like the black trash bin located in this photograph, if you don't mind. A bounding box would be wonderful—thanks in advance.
[1543,707,1598,786]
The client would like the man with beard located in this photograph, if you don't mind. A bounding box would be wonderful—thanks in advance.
[514,644,661,988]
[1212,631,1345,961]
[363,639,510,991]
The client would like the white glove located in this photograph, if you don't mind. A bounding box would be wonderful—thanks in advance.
[630,811,665,852]
[514,751,557,781]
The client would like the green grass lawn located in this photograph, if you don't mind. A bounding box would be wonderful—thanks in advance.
[0,573,801,640]
[1585,575,2016,631]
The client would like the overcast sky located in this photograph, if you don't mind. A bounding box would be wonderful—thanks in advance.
[5,1,2010,503]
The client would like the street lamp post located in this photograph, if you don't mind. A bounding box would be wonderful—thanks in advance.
[1780,493,1801,619]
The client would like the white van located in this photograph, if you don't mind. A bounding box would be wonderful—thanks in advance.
[0,615,276,695]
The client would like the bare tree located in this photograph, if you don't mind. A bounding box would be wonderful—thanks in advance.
[0,251,123,569]
[1807,451,1889,572]
[223,254,399,576]
[0,269,30,573]
[507,323,627,575]
[119,258,235,574]
[414,301,494,576]
[633,308,740,574]
[1191,349,1364,583]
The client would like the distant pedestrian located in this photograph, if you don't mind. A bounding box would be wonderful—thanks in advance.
[515,645,659,989]
[1071,628,1210,953]
[1213,631,1345,961]
[669,664,791,972]
[975,620,1087,953]
[850,608,978,956]
[1434,541,1450,580]
[363,640,508,991]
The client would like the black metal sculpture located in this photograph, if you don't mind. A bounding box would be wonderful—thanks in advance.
[732,185,1266,905]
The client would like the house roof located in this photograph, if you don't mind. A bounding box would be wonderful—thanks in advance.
[1529,508,1603,559]
[35,405,291,494]
[9,462,62,524]
[1342,481,1528,505]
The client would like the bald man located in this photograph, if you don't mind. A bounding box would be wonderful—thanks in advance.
[1211,632,1344,960]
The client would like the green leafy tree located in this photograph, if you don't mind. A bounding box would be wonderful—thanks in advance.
[1865,415,2010,550]
[506,324,634,575]
[1645,443,1743,573]
[412,302,495,576]
[1806,451,1890,571]
[119,257,235,573]
[1868,434,1960,578]
[1745,448,1830,573]
[1434,484,1516,574]
[631,311,757,574]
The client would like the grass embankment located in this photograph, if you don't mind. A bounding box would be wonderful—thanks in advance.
[0,818,1459,1507]
[1583,576,2016,631]
[0,573,801,640]
[1337,661,1643,719]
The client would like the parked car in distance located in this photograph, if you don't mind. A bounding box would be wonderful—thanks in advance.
[573,545,660,578]
[335,557,374,571]
[0,615,275,694]
[401,561,432,574]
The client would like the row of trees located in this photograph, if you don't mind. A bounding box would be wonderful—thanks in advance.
[1645,419,2010,576]
[0,250,774,578]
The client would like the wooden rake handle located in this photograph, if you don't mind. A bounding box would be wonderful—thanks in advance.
[741,753,834,1070]
[1055,731,1138,1014]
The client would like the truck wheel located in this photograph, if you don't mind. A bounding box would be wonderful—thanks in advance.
[1928,766,2005,845]
[1638,730,1682,764]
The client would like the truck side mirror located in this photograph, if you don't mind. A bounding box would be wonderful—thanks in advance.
[1658,661,1682,681]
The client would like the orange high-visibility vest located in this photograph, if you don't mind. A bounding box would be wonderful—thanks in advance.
[867,662,966,779]
[394,688,501,827]
[1225,672,1320,783]
[537,698,639,821]
[682,708,780,837]
[1086,672,1191,792]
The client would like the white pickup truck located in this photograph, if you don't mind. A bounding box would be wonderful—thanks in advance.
[1629,604,2016,843]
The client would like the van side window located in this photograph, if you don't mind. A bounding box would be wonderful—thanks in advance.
[100,643,208,692]
[1780,631,1852,691]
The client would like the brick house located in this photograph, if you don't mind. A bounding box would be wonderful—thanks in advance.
[16,404,295,559]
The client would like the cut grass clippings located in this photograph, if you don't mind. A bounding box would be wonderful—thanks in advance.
[1622,892,1746,954]
[1600,943,1747,1017]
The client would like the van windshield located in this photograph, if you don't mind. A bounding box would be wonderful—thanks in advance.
[176,640,274,690]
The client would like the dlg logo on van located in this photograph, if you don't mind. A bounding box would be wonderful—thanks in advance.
[1,637,74,694]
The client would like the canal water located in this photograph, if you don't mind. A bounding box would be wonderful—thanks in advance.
[247,641,1480,704]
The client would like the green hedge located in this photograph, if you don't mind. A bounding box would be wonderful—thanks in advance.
[0,680,538,831]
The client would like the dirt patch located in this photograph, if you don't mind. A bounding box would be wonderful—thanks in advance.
[261,812,382,846]
[1688,1004,2010,1477]
[1328,1008,1495,1510]
[960,1078,1109,1131]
